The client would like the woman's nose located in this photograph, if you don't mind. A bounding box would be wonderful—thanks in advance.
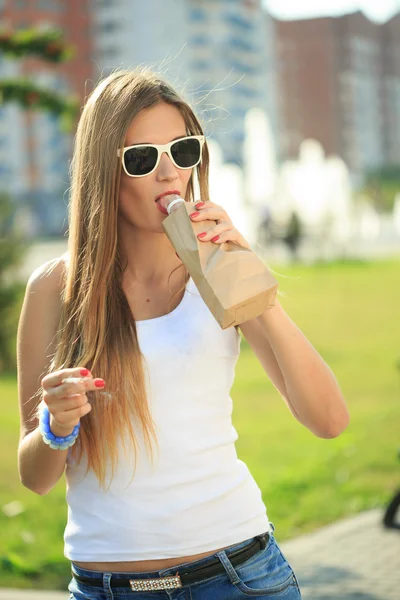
[157,152,179,181]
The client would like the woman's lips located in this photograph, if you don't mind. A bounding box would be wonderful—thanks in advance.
[156,202,169,215]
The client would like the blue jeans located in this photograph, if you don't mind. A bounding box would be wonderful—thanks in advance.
[68,526,302,599]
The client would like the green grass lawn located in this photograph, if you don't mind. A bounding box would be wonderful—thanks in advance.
[0,257,399,590]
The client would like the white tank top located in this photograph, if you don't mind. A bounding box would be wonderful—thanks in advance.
[64,277,272,561]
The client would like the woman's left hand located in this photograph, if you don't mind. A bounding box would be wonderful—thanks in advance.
[190,201,251,250]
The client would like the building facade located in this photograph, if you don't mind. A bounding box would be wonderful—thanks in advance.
[381,13,400,166]
[186,0,279,165]
[275,11,400,180]
[90,0,190,83]
[0,0,93,235]
[91,0,279,167]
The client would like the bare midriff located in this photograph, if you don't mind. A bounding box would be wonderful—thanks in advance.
[73,543,234,573]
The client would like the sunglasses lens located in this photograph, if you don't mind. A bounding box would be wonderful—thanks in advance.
[124,146,158,176]
[171,138,201,168]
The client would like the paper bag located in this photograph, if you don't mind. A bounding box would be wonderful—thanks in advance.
[162,200,278,330]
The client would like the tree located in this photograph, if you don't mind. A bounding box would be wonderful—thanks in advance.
[0,26,79,130]
[363,165,400,213]
[0,193,28,373]
[0,26,78,372]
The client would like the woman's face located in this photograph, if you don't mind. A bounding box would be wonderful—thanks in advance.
[118,102,193,231]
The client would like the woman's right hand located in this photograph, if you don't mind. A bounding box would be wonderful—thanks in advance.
[41,368,106,437]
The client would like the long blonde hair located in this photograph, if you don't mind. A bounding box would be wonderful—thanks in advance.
[35,69,210,490]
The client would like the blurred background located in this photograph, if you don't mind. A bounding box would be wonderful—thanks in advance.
[0,0,399,596]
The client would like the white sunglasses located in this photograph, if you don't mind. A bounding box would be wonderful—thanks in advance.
[117,135,205,178]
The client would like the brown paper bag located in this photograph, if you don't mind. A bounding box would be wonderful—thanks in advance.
[162,200,279,330]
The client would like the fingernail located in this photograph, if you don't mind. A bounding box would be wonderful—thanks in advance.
[211,235,220,242]
[94,379,105,388]
[190,212,200,219]
[197,232,207,238]
[80,369,90,376]
[195,202,205,209]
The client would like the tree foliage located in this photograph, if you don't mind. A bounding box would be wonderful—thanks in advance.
[0,193,29,373]
[363,165,400,212]
[0,27,76,371]
[0,27,79,130]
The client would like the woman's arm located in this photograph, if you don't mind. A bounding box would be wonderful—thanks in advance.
[17,258,71,495]
[239,299,350,439]
[187,200,349,438]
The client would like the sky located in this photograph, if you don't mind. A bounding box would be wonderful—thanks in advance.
[263,0,400,23]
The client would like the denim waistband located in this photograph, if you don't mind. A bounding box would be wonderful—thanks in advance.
[71,522,275,582]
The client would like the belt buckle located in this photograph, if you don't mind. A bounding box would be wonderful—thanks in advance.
[129,573,182,592]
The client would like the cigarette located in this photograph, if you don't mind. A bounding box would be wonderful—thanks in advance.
[61,376,113,400]
[62,377,85,385]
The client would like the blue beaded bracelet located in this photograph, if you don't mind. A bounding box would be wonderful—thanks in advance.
[39,405,80,450]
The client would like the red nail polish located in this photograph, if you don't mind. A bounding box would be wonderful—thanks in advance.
[191,212,200,218]
[195,202,205,208]
[197,232,207,238]
[80,369,90,376]
[211,235,220,242]
[95,379,105,388]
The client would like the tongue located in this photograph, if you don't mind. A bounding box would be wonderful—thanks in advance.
[158,193,182,212]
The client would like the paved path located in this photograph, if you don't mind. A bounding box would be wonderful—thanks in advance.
[0,509,398,599]
[280,508,400,599]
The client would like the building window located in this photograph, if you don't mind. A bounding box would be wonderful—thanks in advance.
[99,21,119,34]
[227,37,256,53]
[228,106,246,119]
[223,13,253,31]
[224,59,257,75]
[234,83,256,98]
[191,60,211,71]
[190,8,207,22]
[94,0,116,6]
[99,46,118,59]
[191,34,209,47]
[37,0,64,10]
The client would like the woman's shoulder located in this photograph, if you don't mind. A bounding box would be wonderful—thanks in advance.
[27,252,69,294]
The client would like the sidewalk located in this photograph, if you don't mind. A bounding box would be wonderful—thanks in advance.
[280,508,400,599]
[0,509,398,599]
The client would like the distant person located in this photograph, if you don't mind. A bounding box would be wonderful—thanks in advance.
[283,211,302,261]
[257,204,274,247]
[17,69,349,599]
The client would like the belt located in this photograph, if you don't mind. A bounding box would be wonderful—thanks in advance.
[72,532,270,592]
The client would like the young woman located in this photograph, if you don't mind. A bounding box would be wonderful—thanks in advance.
[17,69,349,599]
